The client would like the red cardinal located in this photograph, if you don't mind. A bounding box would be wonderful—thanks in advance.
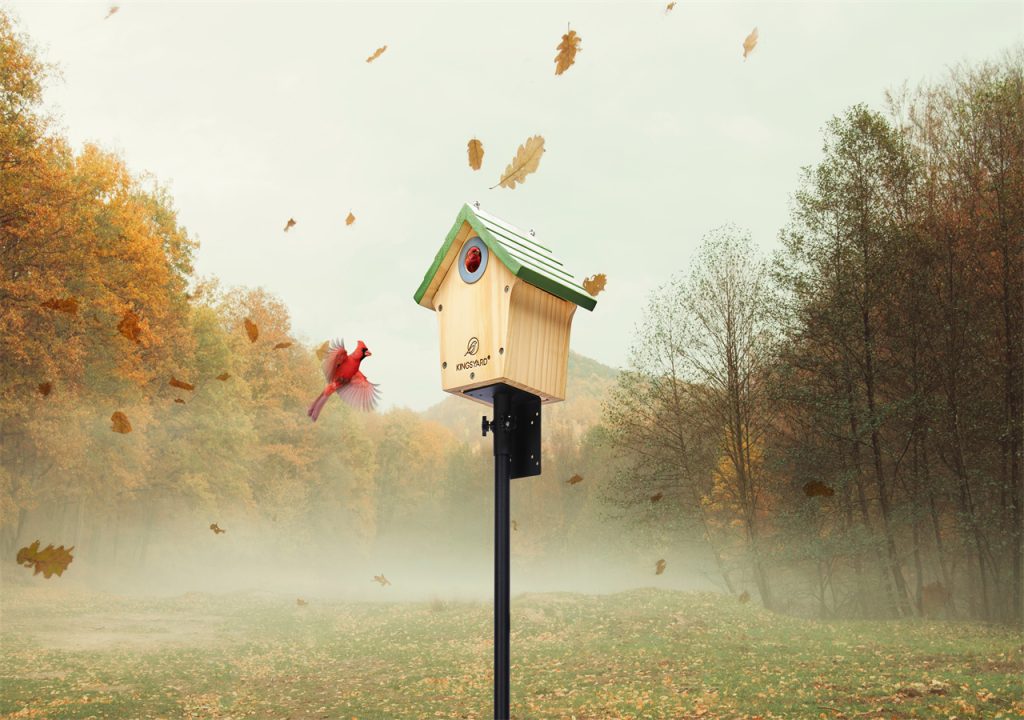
[308,338,380,421]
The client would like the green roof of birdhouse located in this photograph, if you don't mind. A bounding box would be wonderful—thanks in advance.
[413,204,597,311]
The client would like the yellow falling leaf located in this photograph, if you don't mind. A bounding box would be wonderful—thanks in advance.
[110,411,132,434]
[467,138,484,171]
[366,45,387,63]
[216,373,231,381]
[568,473,583,485]
[118,310,143,343]
[273,341,293,350]
[346,212,356,226]
[650,492,663,503]
[316,341,330,362]
[655,559,666,575]
[284,218,296,232]
[169,376,195,391]
[17,541,74,578]
[666,2,676,12]
[554,29,582,76]
[104,5,118,19]
[373,573,391,586]
[582,273,606,297]
[492,135,545,190]
[742,27,758,60]
[244,318,259,343]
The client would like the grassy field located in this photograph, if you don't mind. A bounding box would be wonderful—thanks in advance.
[0,587,1020,719]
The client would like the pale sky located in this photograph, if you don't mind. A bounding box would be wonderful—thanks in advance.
[6,1,1022,410]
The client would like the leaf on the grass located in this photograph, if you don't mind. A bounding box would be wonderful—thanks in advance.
[568,473,583,485]
[296,598,308,606]
[110,411,132,434]
[655,559,666,575]
[650,491,663,503]
[346,212,356,226]
[554,29,582,76]
[104,5,118,19]
[216,373,231,381]
[316,341,330,362]
[803,480,835,498]
[492,135,545,190]
[209,523,226,535]
[38,382,52,397]
[284,218,296,232]
[41,297,78,314]
[582,273,607,297]
[467,138,484,170]
[174,398,186,404]
[169,376,195,391]
[742,27,758,60]
[366,45,387,63]
[273,342,293,350]
[738,590,750,603]
[373,573,391,586]
[118,310,143,343]
[244,318,259,343]
[17,540,74,578]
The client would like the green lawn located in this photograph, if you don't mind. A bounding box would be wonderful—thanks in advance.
[1,587,1020,719]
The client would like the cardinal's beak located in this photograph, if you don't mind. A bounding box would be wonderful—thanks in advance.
[365,350,372,357]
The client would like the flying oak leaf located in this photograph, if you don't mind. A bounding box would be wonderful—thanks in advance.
[742,27,758,60]
[110,411,132,434]
[366,45,387,63]
[738,590,750,603]
[216,373,231,381]
[209,523,226,535]
[273,342,293,350]
[373,573,391,586]
[284,218,296,232]
[512,520,519,532]
[169,376,195,391]
[40,297,78,314]
[244,318,259,343]
[655,559,666,575]
[104,5,118,19]
[666,2,676,12]
[554,29,582,76]
[803,480,835,498]
[117,310,143,343]
[315,341,330,362]
[38,382,52,397]
[467,138,484,170]
[296,598,308,606]
[582,273,606,296]
[568,473,583,485]
[174,398,186,404]
[650,492,663,503]
[17,540,74,578]
[492,135,545,190]
[346,212,356,226]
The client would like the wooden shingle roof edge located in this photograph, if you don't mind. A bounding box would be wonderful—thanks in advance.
[413,203,597,312]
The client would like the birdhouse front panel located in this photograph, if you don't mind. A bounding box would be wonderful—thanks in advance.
[414,204,596,406]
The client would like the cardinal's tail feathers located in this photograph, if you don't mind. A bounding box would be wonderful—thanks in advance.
[308,392,331,422]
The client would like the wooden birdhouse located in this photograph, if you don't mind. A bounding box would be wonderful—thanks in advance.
[413,203,596,405]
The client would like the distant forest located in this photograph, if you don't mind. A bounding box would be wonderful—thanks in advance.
[1,13,1020,625]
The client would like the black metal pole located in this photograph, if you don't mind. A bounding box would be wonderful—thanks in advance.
[492,390,511,720]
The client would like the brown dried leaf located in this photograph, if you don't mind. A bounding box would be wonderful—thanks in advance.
[467,138,484,170]
[582,273,607,297]
[493,135,545,190]
[284,218,296,232]
[373,573,391,586]
[346,212,356,226]
[40,297,78,314]
[273,342,293,350]
[38,382,52,397]
[209,523,226,535]
[17,540,74,578]
[567,473,584,485]
[738,590,750,603]
[174,398,186,404]
[366,45,387,63]
[666,2,676,12]
[216,373,231,381]
[244,318,259,343]
[655,559,666,575]
[554,29,582,76]
[296,598,308,606]
[511,520,518,532]
[742,27,758,60]
[169,376,195,391]
[110,411,132,434]
[803,480,834,498]
[650,492,663,503]
[118,310,143,343]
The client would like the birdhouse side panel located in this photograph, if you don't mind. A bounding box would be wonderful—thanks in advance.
[504,282,577,403]
[434,236,514,394]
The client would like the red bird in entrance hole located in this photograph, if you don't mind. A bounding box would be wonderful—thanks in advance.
[308,338,381,421]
